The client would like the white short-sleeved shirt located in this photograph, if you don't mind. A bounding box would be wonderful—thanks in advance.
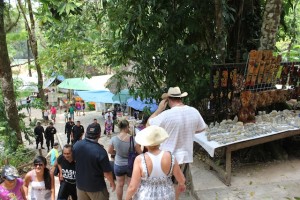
[149,105,206,164]
[105,112,113,120]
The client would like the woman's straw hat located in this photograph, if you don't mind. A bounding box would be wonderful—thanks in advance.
[135,125,169,146]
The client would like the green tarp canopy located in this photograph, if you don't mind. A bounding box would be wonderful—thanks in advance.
[57,75,113,91]
[57,78,92,91]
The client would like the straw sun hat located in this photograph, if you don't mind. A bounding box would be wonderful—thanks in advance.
[161,86,188,99]
[135,125,169,147]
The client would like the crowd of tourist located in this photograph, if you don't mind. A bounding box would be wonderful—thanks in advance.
[0,86,207,200]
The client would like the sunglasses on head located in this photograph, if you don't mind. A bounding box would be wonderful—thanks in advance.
[34,163,44,167]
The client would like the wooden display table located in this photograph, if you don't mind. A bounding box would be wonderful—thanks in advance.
[194,129,300,186]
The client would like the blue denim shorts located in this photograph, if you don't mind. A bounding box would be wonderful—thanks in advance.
[114,164,132,177]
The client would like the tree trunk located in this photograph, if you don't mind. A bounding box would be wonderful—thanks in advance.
[235,0,245,62]
[0,0,23,144]
[214,0,226,63]
[26,22,32,77]
[259,0,283,50]
[18,0,46,105]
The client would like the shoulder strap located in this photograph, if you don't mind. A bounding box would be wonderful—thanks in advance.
[129,136,135,152]
[167,151,175,176]
[30,170,35,181]
[142,153,149,178]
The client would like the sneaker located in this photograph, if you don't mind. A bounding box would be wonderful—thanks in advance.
[41,147,45,149]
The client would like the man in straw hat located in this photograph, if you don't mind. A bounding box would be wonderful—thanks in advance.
[148,86,207,199]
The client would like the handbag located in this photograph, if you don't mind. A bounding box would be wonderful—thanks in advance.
[128,135,138,170]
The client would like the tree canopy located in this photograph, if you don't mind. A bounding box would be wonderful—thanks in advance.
[4,0,300,104]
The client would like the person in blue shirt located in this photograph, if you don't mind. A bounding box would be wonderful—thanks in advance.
[73,123,115,200]
[46,142,59,166]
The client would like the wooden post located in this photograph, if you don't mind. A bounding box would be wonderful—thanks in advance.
[225,147,232,186]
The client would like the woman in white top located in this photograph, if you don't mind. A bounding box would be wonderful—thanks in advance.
[23,156,55,200]
[125,125,186,200]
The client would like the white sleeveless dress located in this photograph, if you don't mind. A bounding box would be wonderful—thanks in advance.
[30,171,51,200]
[133,151,175,200]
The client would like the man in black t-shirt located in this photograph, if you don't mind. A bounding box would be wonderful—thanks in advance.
[34,122,45,149]
[53,144,77,200]
[65,117,74,144]
[73,123,115,200]
[45,122,57,151]
[92,119,101,134]
[71,121,84,145]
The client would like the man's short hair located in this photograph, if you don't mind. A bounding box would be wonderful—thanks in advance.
[63,144,72,149]
[77,121,80,123]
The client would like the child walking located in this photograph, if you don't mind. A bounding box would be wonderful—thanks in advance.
[43,109,49,125]
[64,109,69,122]
[46,142,59,166]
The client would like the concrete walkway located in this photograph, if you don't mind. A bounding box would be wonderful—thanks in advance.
[22,108,195,200]
[22,108,300,200]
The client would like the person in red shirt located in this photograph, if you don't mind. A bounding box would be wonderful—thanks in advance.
[50,105,57,123]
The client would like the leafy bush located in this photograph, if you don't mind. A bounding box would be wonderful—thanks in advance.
[87,103,95,111]
[0,145,36,168]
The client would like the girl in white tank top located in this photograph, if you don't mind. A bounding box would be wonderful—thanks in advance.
[30,170,52,200]
[23,156,54,200]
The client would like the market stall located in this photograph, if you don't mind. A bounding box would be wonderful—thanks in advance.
[194,50,300,185]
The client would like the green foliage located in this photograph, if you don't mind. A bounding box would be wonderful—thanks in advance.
[276,0,300,61]
[33,0,299,105]
[29,118,38,127]
[142,107,151,117]
[104,0,214,103]
[37,1,107,78]
[87,102,95,111]
[0,145,35,168]
[0,79,34,152]
[30,98,46,110]
[3,4,31,60]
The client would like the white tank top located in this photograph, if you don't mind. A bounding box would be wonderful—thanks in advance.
[146,151,168,178]
[30,171,51,200]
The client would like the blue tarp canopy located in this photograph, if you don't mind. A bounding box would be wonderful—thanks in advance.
[43,75,65,89]
[127,97,158,112]
[77,90,120,104]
